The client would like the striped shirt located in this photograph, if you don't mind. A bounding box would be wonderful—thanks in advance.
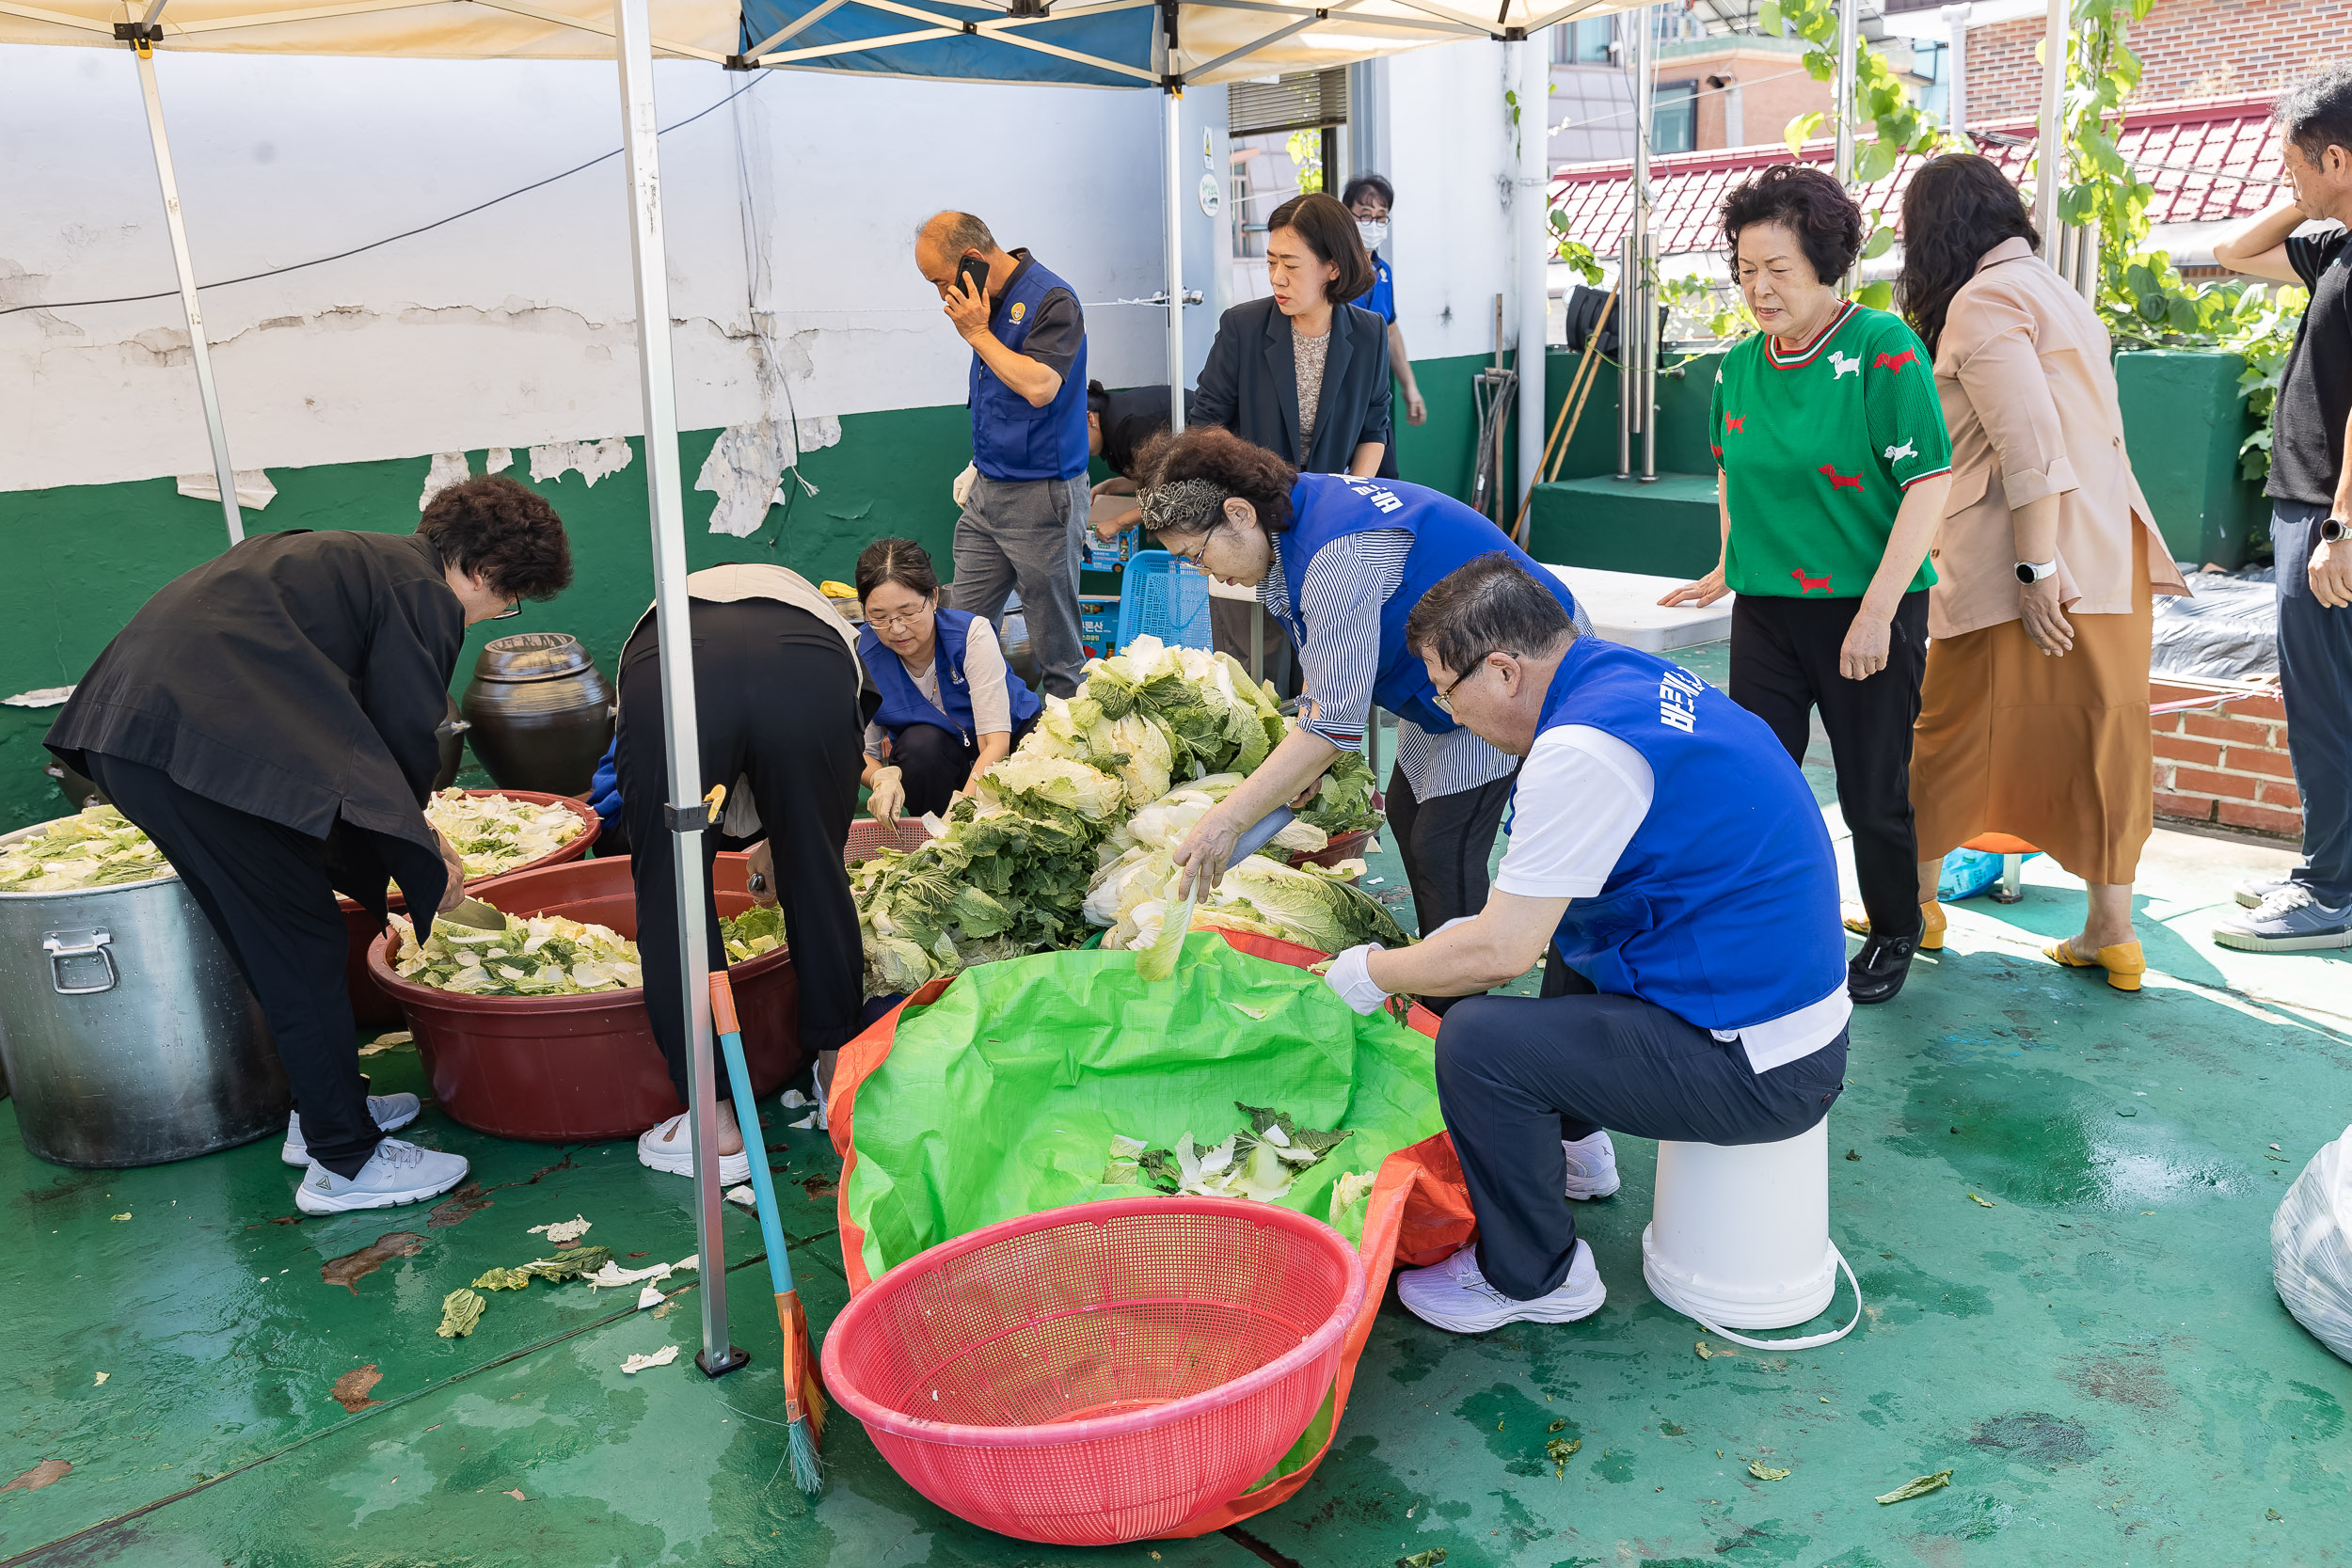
[1260,529,1534,800]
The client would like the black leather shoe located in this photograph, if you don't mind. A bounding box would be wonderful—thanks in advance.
[1848,932,1918,1005]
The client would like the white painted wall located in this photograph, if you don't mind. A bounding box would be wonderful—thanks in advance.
[1381,41,1522,368]
[0,45,1171,493]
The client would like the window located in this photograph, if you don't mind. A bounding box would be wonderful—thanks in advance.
[1555,17,1614,64]
[1912,40,1948,121]
[1228,71,1350,259]
[1652,80,1697,154]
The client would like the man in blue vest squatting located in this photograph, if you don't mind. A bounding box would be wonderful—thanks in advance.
[1321,553,1851,1332]
[915,211,1093,698]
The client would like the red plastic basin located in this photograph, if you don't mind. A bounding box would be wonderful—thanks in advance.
[342,791,601,1027]
[365,851,803,1142]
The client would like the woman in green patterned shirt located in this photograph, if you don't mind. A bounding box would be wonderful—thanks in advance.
[1661,166,1955,1006]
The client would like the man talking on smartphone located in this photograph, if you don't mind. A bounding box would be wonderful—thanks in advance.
[914,212,1092,699]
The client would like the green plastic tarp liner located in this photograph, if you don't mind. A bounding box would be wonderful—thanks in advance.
[837,933,1444,1289]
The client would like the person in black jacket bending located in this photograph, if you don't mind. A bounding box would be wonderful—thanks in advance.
[1192,192,1391,688]
[47,479,573,1214]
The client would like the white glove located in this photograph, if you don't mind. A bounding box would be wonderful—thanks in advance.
[866,766,905,824]
[950,463,977,509]
[1327,942,1390,1015]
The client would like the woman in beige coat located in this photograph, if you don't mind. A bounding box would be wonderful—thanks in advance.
[1895,154,2189,990]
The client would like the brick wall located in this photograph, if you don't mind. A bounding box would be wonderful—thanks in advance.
[1963,0,2352,122]
[2151,680,2302,837]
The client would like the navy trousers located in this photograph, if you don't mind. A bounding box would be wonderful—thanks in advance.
[2275,504,2352,904]
[1433,953,1849,1300]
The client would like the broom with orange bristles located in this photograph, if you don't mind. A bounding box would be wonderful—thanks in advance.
[710,969,827,1492]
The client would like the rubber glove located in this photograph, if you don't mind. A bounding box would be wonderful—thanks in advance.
[1326,943,1390,1015]
[866,766,905,824]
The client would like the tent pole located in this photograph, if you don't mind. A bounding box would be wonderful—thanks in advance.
[2032,0,2065,246]
[128,33,243,548]
[612,0,739,1380]
[1164,84,1185,433]
[1833,0,1857,187]
[1514,29,1549,510]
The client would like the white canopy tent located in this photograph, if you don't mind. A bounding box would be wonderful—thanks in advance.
[0,0,2076,1374]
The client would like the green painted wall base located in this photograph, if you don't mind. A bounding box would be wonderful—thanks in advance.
[2113,349,2265,570]
[1528,471,1723,578]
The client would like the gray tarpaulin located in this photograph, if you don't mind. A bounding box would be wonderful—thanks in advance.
[2153,565,2279,682]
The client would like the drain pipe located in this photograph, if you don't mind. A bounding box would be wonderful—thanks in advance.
[1515,26,1550,508]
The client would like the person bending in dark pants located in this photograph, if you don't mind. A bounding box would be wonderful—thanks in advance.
[1323,556,1850,1332]
[615,564,870,1185]
[48,478,575,1213]
[853,538,1041,821]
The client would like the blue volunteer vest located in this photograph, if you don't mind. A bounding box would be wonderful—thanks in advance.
[860,607,1041,746]
[1275,472,1580,736]
[969,255,1089,483]
[1525,637,1845,1032]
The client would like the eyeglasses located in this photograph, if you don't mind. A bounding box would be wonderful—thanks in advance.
[1168,526,1219,568]
[866,607,931,633]
[1431,650,1514,717]
[489,598,522,621]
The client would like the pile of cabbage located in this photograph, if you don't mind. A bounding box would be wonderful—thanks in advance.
[0,806,175,893]
[853,635,1400,999]
[421,788,587,880]
[388,907,784,997]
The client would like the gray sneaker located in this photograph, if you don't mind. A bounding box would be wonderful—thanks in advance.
[280,1094,421,1165]
[2213,884,2352,954]
[295,1137,469,1215]
[2233,874,2295,910]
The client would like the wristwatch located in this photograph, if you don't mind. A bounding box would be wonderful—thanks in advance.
[2323,517,2348,543]
[2014,558,2058,584]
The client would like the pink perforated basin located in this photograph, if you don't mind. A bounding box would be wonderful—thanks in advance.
[820,1196,1364,1545]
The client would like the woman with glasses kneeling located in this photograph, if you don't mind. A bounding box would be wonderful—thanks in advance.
[1136,427,1586,1010]
[854,537,1041,822]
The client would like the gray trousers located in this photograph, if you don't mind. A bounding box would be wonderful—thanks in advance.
[951,472,1089,699]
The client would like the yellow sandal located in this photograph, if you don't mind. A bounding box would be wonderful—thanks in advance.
[2046,937,2146,992]
[1843,902,1946,952]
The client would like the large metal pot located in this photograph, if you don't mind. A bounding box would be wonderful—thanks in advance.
[460,632,612,797]
[0,822,287,1168]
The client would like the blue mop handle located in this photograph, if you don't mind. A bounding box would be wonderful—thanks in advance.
[712,986,799,1304]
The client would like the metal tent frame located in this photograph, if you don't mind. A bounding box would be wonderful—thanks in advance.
[4,0,2078,1378]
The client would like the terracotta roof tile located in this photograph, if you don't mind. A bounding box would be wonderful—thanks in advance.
[1550,94,2283,256]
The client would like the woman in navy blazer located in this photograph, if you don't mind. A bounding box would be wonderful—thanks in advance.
[1192,192,1391,479]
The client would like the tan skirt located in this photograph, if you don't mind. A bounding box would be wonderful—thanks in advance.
[1911,533,2154,886]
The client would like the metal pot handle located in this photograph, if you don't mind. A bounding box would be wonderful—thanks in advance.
[43,928,119,996]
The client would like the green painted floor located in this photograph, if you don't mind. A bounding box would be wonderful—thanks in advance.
[7,641,2352,1567]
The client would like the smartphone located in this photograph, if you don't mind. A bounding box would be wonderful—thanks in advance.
[957,253,989,304]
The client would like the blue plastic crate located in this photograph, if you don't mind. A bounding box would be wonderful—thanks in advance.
[1114,549,1214,652]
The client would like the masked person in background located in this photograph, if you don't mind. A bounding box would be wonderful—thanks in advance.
[47,478,574,1213]
[1343,173,1428,480]
[854,537,1041,823]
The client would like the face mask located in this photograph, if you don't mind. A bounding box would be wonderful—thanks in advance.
[1357,218,1390,252]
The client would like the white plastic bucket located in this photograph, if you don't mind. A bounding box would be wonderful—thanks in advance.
[1640,1117,1860,1350]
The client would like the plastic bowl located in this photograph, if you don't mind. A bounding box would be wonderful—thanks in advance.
[342,791,600,1026]
[364,851,801,1141]
[821,1196,1364,1545]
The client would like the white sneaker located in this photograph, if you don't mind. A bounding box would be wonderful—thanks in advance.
[1396,1240,1607,1334]
[295,1138,469,1215]
[637,1113,751,1185]
[1562,1131,1621,1199]
[280,1094,421,1166]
